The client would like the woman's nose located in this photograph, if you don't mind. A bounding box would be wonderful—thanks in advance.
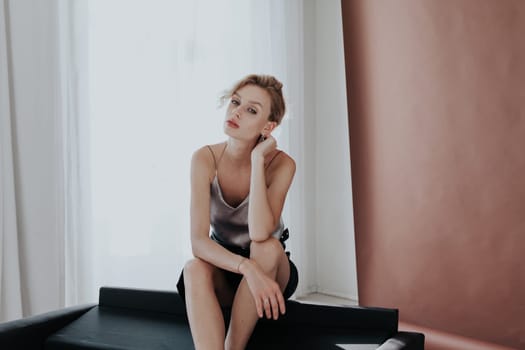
[233,107,242,118]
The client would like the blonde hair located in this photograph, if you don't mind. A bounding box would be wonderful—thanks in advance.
[220,74,286,125]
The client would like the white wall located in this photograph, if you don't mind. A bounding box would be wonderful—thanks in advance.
[299,0,319,297]
[304,0,358,301]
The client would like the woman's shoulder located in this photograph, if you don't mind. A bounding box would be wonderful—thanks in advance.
[264,149,295,187]
[275,149,294,163]
[192,142,226,162]
[267,149,296,173]
[191,143,226,179]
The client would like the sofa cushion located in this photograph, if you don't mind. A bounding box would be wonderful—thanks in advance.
[44,306,193,350]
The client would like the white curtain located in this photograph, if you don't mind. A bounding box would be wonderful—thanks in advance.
[1,0,73,321]
[57,0,90,307]
[69,0,310,304]
[0,0,23,322]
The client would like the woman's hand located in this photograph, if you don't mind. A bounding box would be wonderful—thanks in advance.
[251,135,277,162]
[239,258,286,320]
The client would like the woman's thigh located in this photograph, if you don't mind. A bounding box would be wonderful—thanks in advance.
[276,249,291,294]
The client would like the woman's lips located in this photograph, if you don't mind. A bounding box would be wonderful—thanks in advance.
[226,120,239,128]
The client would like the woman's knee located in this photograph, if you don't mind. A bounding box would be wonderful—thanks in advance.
[249,237,283,264]
[183,258,214,286]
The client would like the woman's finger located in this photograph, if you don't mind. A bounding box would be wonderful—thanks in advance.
[277,291,286,315]
[270,295,279,320]
[255,298,263,318]
[263,297,272,319]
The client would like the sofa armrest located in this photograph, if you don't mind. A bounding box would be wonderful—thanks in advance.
[377,331,425,350]
[0,303,96,349]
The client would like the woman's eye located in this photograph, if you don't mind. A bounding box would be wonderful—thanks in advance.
[248,107,257,114]
[231,99,239,105]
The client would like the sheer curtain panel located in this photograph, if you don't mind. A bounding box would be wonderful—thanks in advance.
[0,0,77,320]
[0,0,23,322]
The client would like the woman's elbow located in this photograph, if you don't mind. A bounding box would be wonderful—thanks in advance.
[249,233,268,243]
[190,237,206,257]
[249,227,275,242]
[249,219,279,242]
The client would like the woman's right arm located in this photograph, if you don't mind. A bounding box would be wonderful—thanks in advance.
[189,147,245,273]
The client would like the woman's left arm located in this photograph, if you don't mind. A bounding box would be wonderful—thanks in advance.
[248,136,296,241]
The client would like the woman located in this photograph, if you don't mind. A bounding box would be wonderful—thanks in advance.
[177,74,298,350]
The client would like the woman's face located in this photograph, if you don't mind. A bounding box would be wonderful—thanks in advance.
[224,85,274,141]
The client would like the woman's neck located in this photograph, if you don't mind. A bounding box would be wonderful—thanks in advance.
[225,138,257,166]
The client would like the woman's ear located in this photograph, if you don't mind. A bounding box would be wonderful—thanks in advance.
[262,121,277,137]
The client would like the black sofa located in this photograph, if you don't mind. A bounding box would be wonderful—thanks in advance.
[0,287,424,349]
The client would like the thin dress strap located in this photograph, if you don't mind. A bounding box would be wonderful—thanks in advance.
[217,143,227,167]
[265,150,282,170]
[207,143,228,174]
[206,145,218,171]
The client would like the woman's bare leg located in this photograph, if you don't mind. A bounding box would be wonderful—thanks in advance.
[183,258,234,350]
[225,238,290,350]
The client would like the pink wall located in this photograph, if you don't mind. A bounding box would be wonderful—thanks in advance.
[341,1,525,349]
